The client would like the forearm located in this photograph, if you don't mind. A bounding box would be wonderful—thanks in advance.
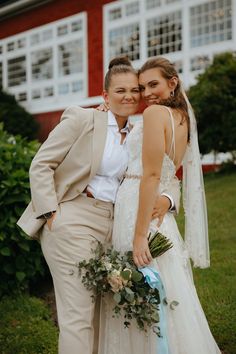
[135,175,160,238]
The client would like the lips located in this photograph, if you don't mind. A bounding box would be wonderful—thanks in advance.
[146,98,159,105]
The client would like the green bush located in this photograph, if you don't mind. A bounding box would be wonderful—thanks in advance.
[0,124,48,296]
[0,295,58,353]
[0,90,39,140]
[188,52,236,162]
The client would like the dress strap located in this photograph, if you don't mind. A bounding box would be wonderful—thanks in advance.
[163,106,175,161]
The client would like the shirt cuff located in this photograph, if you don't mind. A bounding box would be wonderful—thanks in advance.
[161,193,175,212]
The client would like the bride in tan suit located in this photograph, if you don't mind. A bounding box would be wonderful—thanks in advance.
[17,57,180,354]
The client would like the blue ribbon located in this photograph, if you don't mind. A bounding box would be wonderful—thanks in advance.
[139,266,170,354]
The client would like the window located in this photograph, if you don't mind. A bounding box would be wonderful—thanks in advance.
[190,0,232,47]
[190,56,211,71]
[146,0,161,9]
[18,92,27,102]
[147,11,182,56]
[173,60,183,74]
[31,48,53,81]
[58,40,83,76]
[109,24,140,61]
[7,56,26,87]
[0,13,87,112]
[125,1,139,16]
[104,0,182,69]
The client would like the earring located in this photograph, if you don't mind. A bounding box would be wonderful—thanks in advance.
[170,90,174,97]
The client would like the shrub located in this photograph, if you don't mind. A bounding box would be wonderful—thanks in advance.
[0,295,58,353]
[0,124,48,296]
[188,52,236,162]
[0,90,39,140]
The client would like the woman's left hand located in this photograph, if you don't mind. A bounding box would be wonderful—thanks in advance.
[133,235,152,268]
[96,102,109,111]
[152,195,170,227]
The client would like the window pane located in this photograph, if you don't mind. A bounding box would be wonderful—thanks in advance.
[7,42,14,52]
[31,48,53,81]
[146,0,161,9]
[190,55,210,71]
[147,11,182,56]
[32,89,41,99]
[126,1,139,16]
[44,87,54,97]
[57,24,68,36]
[8,56,26,87]
[109,7,122,21]
[72,80,83,92]
[58,83,69,95]
[71,20,83,32]
[18,92,27,102]
[58,40,83,76]
[190,0,232,48]
[109,23,140,61]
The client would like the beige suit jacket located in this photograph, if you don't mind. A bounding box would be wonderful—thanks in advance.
[17,106,180,239]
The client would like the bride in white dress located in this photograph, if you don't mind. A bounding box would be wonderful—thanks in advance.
[98,57,221,354]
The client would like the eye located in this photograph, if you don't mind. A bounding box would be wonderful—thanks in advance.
[150,82,158,88]
[139,86,144,92]
[132,88,140,93]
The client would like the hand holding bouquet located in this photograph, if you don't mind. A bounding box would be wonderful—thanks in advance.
[77,231,173,333]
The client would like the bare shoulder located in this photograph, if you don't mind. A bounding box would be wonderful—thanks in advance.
[143,104,170,123]
[143,104,170,116]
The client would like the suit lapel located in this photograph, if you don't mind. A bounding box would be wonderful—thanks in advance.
[89,110,108,180]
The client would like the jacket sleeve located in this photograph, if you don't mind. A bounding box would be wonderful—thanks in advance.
[29,106,84,217]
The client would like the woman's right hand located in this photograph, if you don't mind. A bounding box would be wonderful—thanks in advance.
[96,102,109,111]
[46,213,56,230]
[133,234,152,268]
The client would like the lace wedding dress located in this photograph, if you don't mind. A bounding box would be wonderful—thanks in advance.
[98,115,221,354]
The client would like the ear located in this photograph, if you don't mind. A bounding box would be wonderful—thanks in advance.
[168,76,178,91]
[102,90,109,105]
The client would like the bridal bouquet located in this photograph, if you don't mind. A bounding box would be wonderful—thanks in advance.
[77,231,173,333]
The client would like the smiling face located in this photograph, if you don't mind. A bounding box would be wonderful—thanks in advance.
[103,72,140,119]
[139,68,177,106]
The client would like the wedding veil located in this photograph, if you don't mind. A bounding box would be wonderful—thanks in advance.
[181,87,210,268]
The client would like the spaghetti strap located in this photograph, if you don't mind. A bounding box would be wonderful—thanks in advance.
[163,106,175,160]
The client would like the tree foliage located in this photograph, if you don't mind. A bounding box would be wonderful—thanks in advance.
[188,52,236,161]
[0,90,39,140]
[0,124,48,296]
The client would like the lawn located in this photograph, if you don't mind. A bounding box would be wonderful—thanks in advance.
[176,172,236,354]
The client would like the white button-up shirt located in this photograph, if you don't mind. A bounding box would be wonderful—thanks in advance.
[87,111,129,203]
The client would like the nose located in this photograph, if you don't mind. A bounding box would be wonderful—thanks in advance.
[123,93,133,101]
[143,87,151,98]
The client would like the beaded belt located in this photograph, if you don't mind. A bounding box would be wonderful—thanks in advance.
[124,173,142,180]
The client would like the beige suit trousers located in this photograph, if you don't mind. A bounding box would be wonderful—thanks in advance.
[40,194,114,354]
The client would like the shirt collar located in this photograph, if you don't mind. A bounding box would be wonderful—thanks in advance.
[108,110,130,133]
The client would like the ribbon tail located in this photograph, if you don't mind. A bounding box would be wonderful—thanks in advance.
[139,266,171,354]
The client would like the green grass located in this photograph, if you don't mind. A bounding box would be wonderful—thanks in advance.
[176,172,236,354]
[0,295,58,354]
